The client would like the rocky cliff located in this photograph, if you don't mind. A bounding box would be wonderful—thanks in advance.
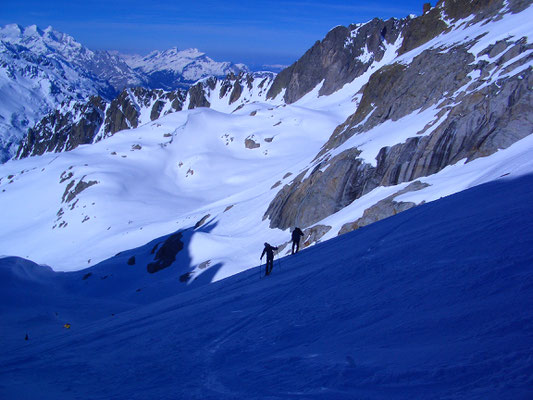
[266,18,405,103]
[264,0,533,232]
[16,88,186,158]
[267,0,530,104]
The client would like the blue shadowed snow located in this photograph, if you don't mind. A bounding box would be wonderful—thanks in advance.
[1,174,533,399]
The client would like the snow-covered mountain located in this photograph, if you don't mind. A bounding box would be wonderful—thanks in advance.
[121,47,249,90]
[0,24,143,162]
[0,24,250,162]
[1,173,532,398]
[15,72,276,158]
[0,0,532,280]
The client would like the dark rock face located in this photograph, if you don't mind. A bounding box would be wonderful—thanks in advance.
[229,80,243,105]
[265,149,377,230]
[397,8,448,56]
[61,176,98,203]
[267,18,405,103]
[16,87,187,159]
[194,214,211,229]
[104,89,141,134]
[188,83,211,109]
[245,137,260,149]
[188,72,274,109]
[103,87,186,134]
[16,96,106,158]
[398,0,524,56]
[147,232,184,273]
[320,46,476,156]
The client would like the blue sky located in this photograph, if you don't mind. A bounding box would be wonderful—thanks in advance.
[1,0,427,67]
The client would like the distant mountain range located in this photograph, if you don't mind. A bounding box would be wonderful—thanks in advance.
[119,47,248,90]
[0,24,251,162]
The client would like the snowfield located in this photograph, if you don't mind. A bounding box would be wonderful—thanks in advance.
[1,87,532,279]
[1,173,532,399]
[1,3,532,278]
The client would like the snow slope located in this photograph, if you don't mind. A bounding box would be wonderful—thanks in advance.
[1,4,532,278]
[1,173,532,399]
[1,82,532,278]
[0,89,350,275]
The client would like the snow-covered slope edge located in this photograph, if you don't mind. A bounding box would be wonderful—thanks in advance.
[1,173,532,399]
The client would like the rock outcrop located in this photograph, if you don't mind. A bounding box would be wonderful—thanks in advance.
[16,87,187,158]
[338,181,429,235]
[147,232,184,273]
[264,0,533,231]
[16,97,107,158]
[267,18,405,103]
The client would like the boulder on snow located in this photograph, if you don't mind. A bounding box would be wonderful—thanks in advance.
[245,137,260,149]
[338,181,430,235]
[194,214,211,229]
[147,232,184,273]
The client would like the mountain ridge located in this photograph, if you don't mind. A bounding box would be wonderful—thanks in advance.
[0,23,251,162]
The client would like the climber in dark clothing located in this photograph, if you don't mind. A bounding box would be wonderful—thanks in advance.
[291,227,304,255]
[260,242,278,276]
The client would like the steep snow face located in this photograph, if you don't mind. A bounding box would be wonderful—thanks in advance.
[1,174,532,399]
[122,47,249,90]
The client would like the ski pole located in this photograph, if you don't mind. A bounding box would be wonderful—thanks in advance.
[259,260,262,279]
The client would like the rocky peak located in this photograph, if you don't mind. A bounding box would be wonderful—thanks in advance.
[266,17,406,103]
[266,0,531,105]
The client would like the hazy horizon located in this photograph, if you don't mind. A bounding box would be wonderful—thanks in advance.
[1,0,427,67]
